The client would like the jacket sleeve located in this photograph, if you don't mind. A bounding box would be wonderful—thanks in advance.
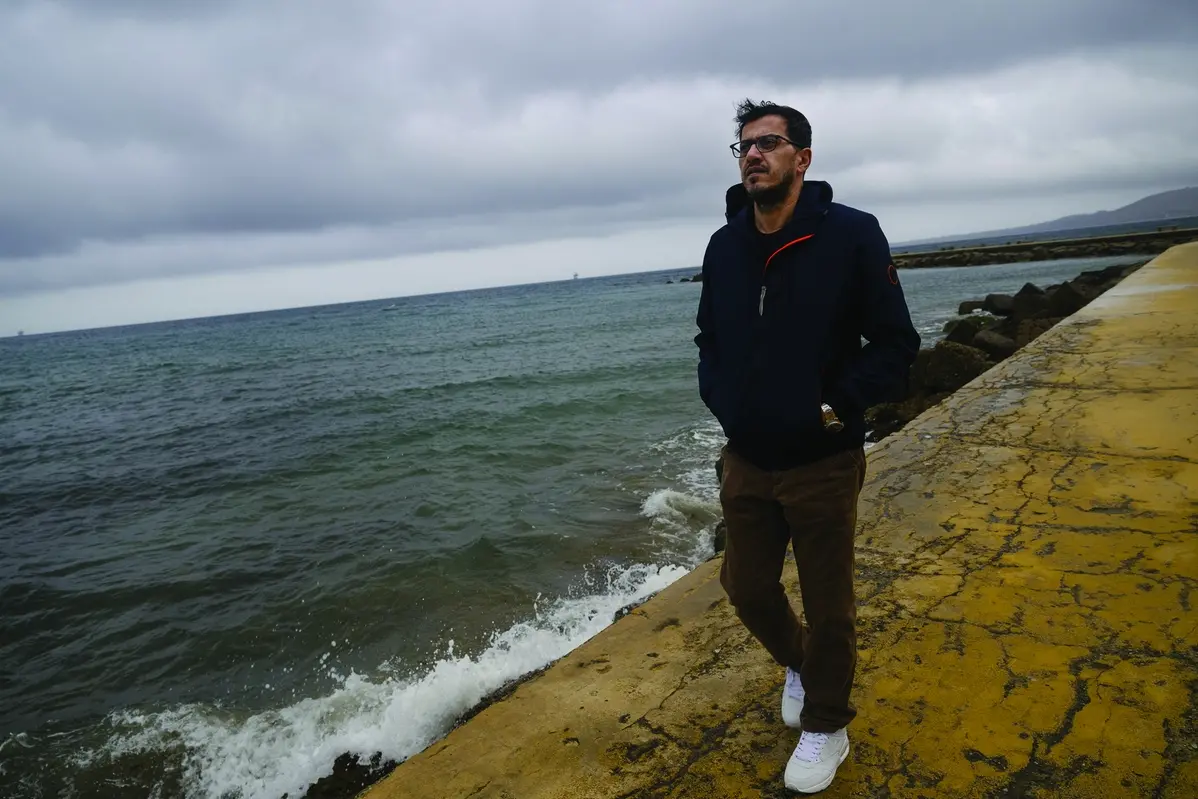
[694,240,720,413]
[827,214,921,413]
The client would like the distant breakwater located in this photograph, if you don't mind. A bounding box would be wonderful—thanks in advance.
[671,228,1198,284]
[892,227,1198,269]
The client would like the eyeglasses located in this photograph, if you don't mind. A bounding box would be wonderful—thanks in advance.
[730,133,798,158]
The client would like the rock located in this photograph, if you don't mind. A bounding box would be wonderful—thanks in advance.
[983,293,1015,315]
[1012,283,1048,319]
[972,329,1018,360]
[302,752,396,799]
[944,315,995,346]
[918,340,993,393]
[1043,281,1093,318]
[958,300,986,315]
[689,272,704,283]
[613,597,649,621]
[1070,278,1101,298]
[713,519,727,555]
[908,347,935,392]
[864,401,908,441]
[865,391,952,441]
[1122,262,1147,278]
[867,347,958,438]
[1074,264,1129,287]
[1015,316,1065,348]
[986,317,1011,340]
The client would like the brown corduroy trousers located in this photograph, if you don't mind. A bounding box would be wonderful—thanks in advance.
[717,444,867,733]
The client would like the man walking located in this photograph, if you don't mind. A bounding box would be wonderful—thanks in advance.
[694,100,920,793]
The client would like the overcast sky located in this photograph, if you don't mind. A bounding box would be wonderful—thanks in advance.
[3,0,1197,334]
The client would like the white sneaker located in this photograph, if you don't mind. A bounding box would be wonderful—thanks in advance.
[781,667,805,728]
[784,729,849,793]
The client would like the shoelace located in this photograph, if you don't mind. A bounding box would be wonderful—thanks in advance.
[794,732,829,762]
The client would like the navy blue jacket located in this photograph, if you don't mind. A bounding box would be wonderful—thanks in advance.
[694,179,920,469]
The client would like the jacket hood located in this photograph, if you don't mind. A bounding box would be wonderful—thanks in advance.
[725,179,834,224]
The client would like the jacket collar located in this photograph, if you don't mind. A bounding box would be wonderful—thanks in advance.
[726,179,834,242]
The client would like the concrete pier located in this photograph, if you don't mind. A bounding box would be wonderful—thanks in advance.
[361,243,1198,798]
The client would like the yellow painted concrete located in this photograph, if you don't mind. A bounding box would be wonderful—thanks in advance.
[362,244,1198,799]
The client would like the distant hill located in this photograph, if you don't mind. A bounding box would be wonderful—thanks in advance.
[896,187,1198,252]
[996,187,1198,237]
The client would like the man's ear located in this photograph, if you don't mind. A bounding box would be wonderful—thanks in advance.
[796,147,813,177]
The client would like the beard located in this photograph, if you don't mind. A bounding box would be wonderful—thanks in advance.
[743,167,795,209]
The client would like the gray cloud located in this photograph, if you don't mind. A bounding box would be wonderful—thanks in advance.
[33,1,1198,89]
[1,0,1197,295]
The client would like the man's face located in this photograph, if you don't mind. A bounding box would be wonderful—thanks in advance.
[737,115,811,205]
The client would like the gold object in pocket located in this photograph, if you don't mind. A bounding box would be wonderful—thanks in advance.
[821,402,844,432]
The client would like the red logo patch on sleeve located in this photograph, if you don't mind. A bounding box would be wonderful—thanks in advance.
[887,264,899,285]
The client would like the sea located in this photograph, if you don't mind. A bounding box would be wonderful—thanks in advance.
[0,253,1149,799]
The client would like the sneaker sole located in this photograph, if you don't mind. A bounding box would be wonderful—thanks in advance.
[785,740,850,794]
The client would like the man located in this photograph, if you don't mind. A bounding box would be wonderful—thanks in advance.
[694,100,920,793]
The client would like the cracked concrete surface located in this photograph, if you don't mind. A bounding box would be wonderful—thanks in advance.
[360,243,1198,799]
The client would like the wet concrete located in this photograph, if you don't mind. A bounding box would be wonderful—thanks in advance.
[360,243,1198,798]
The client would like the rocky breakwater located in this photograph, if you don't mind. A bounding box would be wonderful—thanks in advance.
[891,227,1197,269]
[864,260,1147,442]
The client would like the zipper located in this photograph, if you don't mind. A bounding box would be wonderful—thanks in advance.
[759,233,814,318]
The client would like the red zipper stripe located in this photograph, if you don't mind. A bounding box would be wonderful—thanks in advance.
[764,234,813,274]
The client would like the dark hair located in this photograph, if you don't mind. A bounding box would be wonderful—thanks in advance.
[735,99,811,148]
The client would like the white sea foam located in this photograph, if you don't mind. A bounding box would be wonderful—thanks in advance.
[648,419,724,500]
[81,560,690,799]
[639,419,725,564]
[640,488,721,562]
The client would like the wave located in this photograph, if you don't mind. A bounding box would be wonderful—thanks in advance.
[648,420,725,499]
[639,488,721,564]
[74,559,691,799]
[43,421,728,799]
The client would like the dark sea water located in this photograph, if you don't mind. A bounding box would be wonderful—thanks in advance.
[0,254,1148,798]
